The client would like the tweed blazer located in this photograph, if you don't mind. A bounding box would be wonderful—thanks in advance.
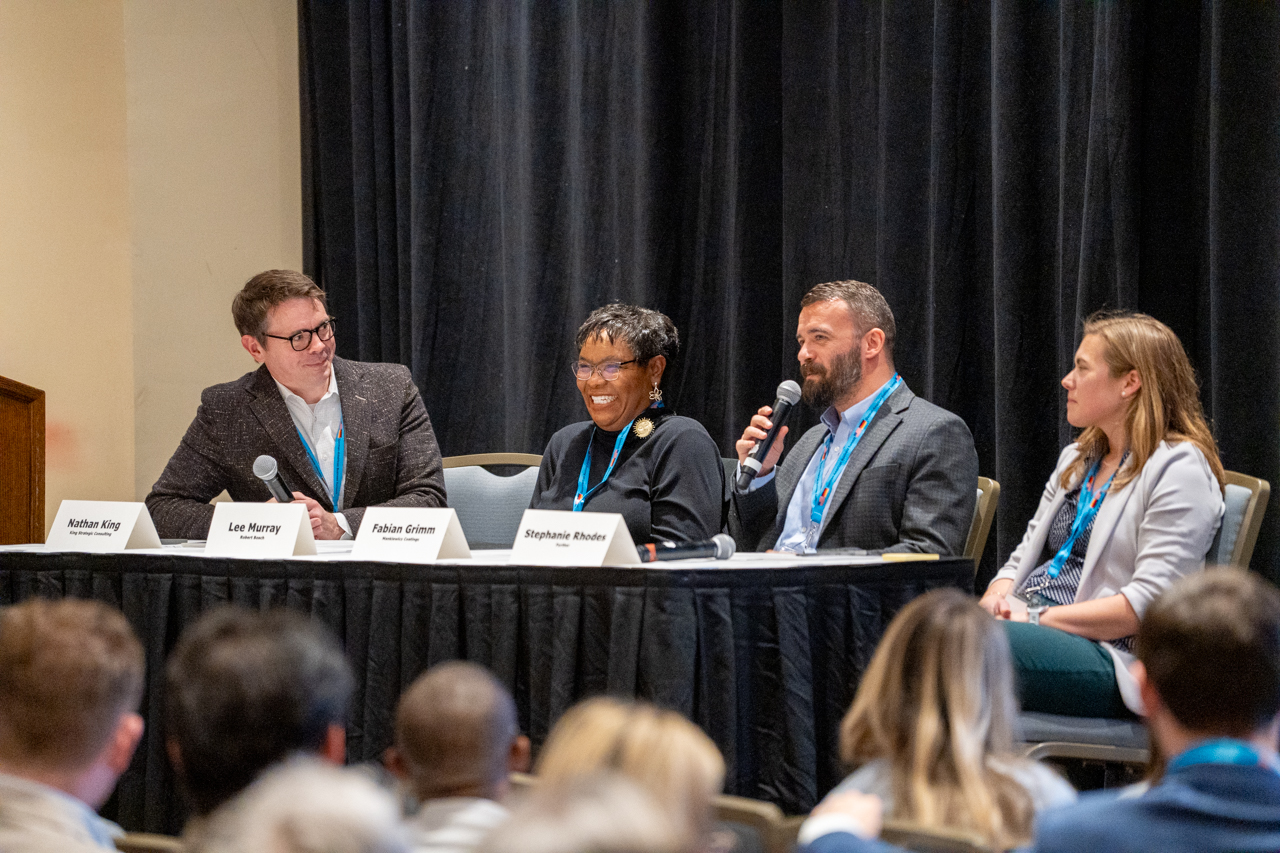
[146,357,446,539]
[994,439,1223,711]
[729,383,978,555]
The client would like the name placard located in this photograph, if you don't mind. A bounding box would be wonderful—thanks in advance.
[46,501,162,552]
[351,507,471,563]
[205,502,316,558]
[510,509,640,567]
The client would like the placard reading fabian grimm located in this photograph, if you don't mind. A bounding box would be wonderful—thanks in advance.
[352,507,470,563]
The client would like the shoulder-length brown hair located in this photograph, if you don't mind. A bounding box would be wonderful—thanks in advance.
[1063,312,1224,492]
[839,589,1036,849]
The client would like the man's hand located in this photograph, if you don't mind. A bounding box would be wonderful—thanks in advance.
[810,791,884,840]
[979,578,1015,619]
[734,405,789,477]
[289,492,345,540]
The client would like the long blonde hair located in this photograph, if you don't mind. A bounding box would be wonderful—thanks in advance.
[536,698,725,850]
[1063,312,1224,492]
[839,589,1035,849]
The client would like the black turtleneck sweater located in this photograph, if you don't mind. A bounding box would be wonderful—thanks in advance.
[530,411,725,546]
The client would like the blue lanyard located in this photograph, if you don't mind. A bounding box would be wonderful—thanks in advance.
[809,375,902,525]
[1168,739,1280,775]
[574,419,635,512]
[1044,451,1126,579]
[296,413,345,509]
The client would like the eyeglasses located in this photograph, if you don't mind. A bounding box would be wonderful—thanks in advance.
[265,319,336,352]
[571,359,638,381]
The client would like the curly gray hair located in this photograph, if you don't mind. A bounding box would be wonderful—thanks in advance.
[574,304,679,365]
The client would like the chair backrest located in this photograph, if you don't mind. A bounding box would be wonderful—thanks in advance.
[1206,470,1270,569]
[443,452,543,469]
[963,477,1000,566]
[441,454,542,549]
[880,820,996,853]
[714,793,802,853]
[116,833,185,853]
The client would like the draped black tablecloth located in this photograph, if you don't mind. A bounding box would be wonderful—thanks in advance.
[0,550,972,831]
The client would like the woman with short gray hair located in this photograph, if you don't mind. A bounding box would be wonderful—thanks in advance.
[529,304,724,545]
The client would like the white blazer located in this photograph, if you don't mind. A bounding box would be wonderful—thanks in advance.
[995,440,1224,713]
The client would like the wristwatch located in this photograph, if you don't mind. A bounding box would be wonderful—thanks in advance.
[1028,604,1047,626]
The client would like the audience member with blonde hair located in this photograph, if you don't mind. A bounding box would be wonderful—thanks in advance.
[479,772,686,853]
[828,588,1074,850]
[385,661,531,853]
[981,311,1225,717]
[0,598,146,853]
[535,697,725,851]
[799,568,1280,853]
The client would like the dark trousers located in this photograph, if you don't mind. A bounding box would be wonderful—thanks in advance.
[1002,621,1134,718]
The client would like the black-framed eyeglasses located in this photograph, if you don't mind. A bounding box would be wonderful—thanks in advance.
[571,359,638,381]
[265,319,336,352]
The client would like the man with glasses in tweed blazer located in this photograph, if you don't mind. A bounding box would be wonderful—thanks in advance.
[146,270,446,540]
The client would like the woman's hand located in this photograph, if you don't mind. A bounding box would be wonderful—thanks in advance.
[979,578,1015,619]
[810,791,884,840]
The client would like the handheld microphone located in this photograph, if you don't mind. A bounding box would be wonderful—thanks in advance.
[638,533,736,563]
[736,380,802,491]
[253,455,296,504]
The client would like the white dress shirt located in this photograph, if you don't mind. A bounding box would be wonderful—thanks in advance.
[406,797,510,853]
[745,377,893,554]
[0,771,122,853]
[274,369,352,538]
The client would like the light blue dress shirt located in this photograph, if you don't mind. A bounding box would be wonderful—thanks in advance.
[748,376,893,554]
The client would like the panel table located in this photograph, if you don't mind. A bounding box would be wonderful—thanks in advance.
[0,544,973,832]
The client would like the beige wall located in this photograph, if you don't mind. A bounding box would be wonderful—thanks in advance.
[126,0,302,499]
[0,0,301,536]
[0,2,135,522]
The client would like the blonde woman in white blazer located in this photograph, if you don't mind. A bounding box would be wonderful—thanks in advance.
[979,313,1225,717]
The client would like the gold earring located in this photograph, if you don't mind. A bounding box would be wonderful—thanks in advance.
[649,384,662,402]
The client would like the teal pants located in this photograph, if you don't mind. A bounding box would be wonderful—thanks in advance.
[1001,621,1134,718]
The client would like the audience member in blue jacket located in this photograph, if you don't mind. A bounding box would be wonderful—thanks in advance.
[797,568,1280,853]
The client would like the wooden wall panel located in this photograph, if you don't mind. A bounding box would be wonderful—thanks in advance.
[0,376,45,544]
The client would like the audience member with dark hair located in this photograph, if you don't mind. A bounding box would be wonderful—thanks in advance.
[165,605,354,843]
[799,568,1280,853]
[479,773,686,853]
[385,661,531,853]
[0,598,146,853]
[827,589,1073,850]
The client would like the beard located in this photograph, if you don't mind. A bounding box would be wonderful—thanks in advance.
[801,346,862,410]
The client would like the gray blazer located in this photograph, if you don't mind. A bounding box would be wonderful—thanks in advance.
[729,384,978,555]
[146,357,446,539]
[994,440,1224,711]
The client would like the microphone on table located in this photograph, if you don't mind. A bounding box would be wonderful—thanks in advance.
[736,379,802,491]
[253,455,296,504]
[638,533,736,563]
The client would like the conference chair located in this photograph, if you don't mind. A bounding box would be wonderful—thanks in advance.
[441,453,542,549]
[1017,469,1270,780]
[964,477,1000,569]
[115,833,185,853]
[714,793,795,853]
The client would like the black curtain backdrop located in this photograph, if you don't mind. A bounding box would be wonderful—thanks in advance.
[300,1,1280,587]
